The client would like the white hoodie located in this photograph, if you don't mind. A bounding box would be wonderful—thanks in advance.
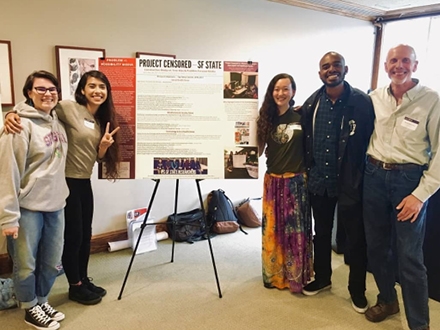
[0,101,69,230]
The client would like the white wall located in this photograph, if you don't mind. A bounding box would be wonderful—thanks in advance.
[0,0,375,253]
[377,17,440,92]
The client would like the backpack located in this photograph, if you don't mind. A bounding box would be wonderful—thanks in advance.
[166,208,207,243]
[0,278,17,310]
[206,189,247,234]
[236,197,262,228]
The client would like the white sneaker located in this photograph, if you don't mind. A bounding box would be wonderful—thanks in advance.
[351,295,369,314]
[39,302,65,321]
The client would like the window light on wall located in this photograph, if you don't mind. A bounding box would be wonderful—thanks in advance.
[378,16,440,93]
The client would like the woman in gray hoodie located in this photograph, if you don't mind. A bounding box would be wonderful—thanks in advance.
[0,70,68,330]
[5,70,121,306]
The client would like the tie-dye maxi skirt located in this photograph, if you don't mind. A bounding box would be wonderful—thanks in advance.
[262,172,313,293]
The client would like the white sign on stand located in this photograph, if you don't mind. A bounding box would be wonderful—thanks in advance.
[126,207,157,254]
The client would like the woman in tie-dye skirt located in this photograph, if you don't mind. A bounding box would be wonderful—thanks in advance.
[256,73,313,293]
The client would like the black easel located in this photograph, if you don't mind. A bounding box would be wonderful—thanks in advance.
[118,179,222,300]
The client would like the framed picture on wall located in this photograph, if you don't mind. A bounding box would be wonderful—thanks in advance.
[0,40,15,106]
[135,52,176,59]
[55,45,106,100]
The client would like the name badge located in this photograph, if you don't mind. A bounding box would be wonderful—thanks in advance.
[292,124,302,130]
[401,116,419,131]
[84,119,95,129]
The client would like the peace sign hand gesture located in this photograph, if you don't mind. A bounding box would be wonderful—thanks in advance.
[98,122,120,157]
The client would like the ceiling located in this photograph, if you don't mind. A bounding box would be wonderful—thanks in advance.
[268,0,440,21]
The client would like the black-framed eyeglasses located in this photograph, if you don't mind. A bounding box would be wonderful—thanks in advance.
[34,86,58,95]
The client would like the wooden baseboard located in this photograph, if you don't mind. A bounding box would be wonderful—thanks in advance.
[0,229,127,276]
[0,253,13,276]
[89,229,127,254]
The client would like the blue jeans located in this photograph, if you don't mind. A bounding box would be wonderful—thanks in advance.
[363,161,429,330]
[7,208,64,309]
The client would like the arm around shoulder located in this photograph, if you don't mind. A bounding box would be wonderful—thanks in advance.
[55,100,75,122]
[4,111,22,134]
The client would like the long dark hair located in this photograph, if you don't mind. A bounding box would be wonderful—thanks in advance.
[75,70,120,180]
[22,70,60,106]
[256,73,296,146]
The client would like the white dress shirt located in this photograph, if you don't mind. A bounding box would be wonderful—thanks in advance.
[367,79,440,202]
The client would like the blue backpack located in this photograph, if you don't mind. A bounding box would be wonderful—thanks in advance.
[207,189,247,235]
[0,278,17,310]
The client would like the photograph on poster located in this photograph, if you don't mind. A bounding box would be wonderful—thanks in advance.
[136,52,176,59]
[153,157,207,175]
[224,146,258,179]
[235,121,250,145]
[0,40,15,106]
[55,45,105,100]
[224,72,259,99]
[223,61,258,100]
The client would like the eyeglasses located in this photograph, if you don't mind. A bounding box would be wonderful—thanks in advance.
[34,86,58,95]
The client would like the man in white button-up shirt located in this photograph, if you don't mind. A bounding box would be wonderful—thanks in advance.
[363,44,440,330]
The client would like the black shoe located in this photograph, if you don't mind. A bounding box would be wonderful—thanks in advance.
[38,302,65,321]
[25,304,60,330]
[82,277,107,297]
[365,299,399,323]
[302,280,332,296]
[69,283,102,305]
[351,294,369,314]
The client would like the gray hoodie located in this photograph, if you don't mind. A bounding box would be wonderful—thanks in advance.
[0,101,69,230]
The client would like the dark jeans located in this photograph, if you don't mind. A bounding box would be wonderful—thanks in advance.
[62,178,94,284]
[363,161,429,330]
[310,193,367,296]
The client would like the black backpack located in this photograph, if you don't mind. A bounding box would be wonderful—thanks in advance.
[166,208,207,243]
[206,189,247,235]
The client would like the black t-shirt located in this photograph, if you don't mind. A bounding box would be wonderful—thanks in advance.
[266,108,304,174]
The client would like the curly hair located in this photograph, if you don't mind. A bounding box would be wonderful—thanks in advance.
[256,73,296,147]
[75,70,121,180]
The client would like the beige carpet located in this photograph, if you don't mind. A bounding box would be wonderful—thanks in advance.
[1,228,439,330]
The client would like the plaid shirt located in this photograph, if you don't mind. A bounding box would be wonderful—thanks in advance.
[308,92,344,197]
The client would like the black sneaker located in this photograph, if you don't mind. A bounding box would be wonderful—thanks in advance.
[69,283,102,305]
[351,294,369,314]
[82,277,107,297]
[39,302,65,322]
[25,304,60,330]
[302,280,332,296]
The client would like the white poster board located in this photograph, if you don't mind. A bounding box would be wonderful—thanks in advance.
[135,59,260,180]
[126,207,157,254]
[98,58,260,180]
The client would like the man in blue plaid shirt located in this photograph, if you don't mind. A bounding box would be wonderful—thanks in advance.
[300,52,375,314]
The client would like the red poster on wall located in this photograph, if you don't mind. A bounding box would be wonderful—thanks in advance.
[99,58,136,179]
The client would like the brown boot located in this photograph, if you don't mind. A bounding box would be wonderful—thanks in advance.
[365,299,399,323]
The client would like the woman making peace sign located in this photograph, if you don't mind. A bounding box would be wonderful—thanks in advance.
[5,70,121,306]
